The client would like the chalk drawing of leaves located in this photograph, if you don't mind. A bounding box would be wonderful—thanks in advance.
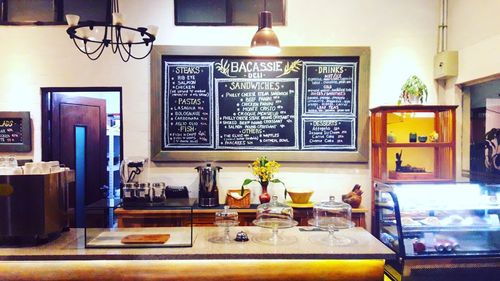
[277,59,303,78]
[215,59,236,78]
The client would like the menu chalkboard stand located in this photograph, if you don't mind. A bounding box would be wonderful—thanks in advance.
[0,112,32,152]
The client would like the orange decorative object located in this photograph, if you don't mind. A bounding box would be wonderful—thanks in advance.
[342,184,363,208]
[287,189,314,204]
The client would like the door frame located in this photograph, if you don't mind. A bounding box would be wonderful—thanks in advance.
[41,87,124,162]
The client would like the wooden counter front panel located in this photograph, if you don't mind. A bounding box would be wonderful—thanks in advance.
[0,259,385,281]
[115,208,367,229]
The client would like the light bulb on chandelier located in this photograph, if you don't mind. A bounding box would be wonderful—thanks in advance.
[65,0,158,62]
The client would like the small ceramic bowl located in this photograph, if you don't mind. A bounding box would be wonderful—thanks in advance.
[287,189,314,204]
[418,136,428,143]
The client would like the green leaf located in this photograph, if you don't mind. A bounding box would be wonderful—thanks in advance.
[241,178,257,196]
[270,178,285,186]
[242,179,256,186]
[269,179,287,199]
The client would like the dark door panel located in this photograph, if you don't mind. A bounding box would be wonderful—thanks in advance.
[51,94,107,225]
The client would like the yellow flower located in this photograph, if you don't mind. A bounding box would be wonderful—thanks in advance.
[249,156,281,183]
[242,156,286,197]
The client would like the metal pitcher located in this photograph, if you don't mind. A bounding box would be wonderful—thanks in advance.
[195,163,222,207]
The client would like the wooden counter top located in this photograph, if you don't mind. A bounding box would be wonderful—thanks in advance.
[0,227,393,261]
[0,227,393,281]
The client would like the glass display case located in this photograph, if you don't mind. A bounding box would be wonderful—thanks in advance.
[370,105,457,183]
[85,198,195,248]
[375,182,500,280]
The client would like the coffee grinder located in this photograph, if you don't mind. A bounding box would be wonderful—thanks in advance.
[195,163,221,207]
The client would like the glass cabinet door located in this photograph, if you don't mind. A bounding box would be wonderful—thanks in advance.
[376,182,500,258]
[375,187,402,255]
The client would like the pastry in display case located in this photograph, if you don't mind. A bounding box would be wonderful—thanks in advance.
[374,182,500,280]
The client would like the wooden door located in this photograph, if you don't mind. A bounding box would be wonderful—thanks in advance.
[50,94,107,226]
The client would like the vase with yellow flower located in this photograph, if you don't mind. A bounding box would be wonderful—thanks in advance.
[241,156,285,203]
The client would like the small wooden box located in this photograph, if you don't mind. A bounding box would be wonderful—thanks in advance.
[389,171,434,180]
[226,189,251,208]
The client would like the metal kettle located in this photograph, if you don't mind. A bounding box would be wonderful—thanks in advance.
[195,163,222,207]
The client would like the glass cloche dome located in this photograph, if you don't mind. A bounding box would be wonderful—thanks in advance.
[215,205,239,226]
[254,195,296,227]
[308,196,354,246]
[253,195,298,244]
[209,206,239,243]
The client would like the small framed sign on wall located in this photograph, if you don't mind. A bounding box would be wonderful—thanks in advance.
[0,112,32,152]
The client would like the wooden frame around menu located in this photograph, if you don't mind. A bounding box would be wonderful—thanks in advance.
[151,46,370,162]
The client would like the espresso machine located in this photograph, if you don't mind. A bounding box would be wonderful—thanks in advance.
[0,169,72,244]
[195,163,221,207]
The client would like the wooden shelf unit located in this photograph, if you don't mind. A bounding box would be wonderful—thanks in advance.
[370,105,458,183]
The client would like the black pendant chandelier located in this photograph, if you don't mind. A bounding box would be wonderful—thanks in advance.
[250,0,280,55]
[65,0,158,62]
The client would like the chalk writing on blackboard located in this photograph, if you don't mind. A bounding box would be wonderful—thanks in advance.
[164,62,214,148]
[215,78,299,150]
[302,62,357,115]
[0,118,23,144]
[302,118,356,150]
[160,55,360,152]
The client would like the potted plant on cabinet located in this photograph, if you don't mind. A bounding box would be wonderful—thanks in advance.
[398,75,428,105]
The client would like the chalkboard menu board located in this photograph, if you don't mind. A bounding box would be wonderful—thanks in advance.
[0,112,31,152]
[151,46,370,162]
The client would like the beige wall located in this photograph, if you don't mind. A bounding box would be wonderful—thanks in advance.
[448,0,500,84]
[0,0,447,225]
[440,0,500,180]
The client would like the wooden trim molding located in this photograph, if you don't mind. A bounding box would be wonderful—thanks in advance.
[457,73,500,88]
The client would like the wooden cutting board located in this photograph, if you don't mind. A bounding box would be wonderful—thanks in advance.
[121,234,170,244]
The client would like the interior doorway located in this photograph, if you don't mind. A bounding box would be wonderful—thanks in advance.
[461,78,500,184]
[41,87,123,227]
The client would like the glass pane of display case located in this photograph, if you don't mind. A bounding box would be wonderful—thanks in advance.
[375,182,500,258]
[376,188,400,255]
[370,105,458,183]
[387,147,435,180]
[386,112,436,145]
[85,199,195,248]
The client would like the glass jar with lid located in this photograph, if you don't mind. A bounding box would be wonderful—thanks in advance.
[214,205,239,227]
[209,206,239,243]
[151,182,166,202]
[308,196,354,246]
[135,183,151,203]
